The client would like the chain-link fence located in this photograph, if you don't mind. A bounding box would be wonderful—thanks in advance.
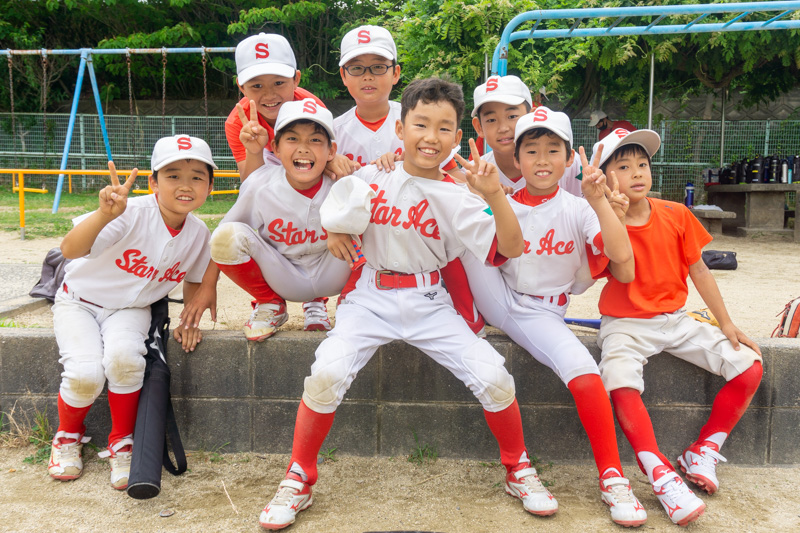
[1,113,799,201]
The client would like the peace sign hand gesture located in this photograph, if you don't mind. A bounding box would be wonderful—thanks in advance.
[98,161,137,220]
[453,138,502,199]
[237,99,269,154]
[606,171,630,222]
[578,144,609,204]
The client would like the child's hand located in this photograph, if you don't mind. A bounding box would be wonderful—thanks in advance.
[579,145,608,203]
[325,154,360,181]
[721,322,762,356]
[327,232,362,263]
[173,325,202,353]
[99,162,137,220]
[180,285,217,330]
[454,138,502,198]
[606,171,630,222]
[237,100,269,154]
[372,151,403,172]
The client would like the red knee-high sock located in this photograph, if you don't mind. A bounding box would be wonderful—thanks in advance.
[216,258,281,303]
[610,388,671,474]
[107,390,141,446]
[441,258,485,335]
[567,374,623,476]
[56,393,92,436]
[483,398,528,473]
[287,400,336,486]
[697,361,763,447]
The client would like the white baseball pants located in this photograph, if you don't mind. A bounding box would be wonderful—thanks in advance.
[52,288,150,408]
[302,266,517,414]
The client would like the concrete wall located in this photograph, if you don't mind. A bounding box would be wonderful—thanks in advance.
[1,330,797,464]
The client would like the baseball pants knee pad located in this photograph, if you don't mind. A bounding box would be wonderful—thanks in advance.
[302,337,359,414]
[462,340,516,411]
[103,339,146,392]
[210,222,253,265]
[60,358,106,407]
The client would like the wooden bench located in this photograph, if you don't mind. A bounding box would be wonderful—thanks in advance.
[691,208,737,235]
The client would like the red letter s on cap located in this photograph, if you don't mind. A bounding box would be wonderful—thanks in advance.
[177,136,192,150]
[357,30,371,44]
[532,108,548,122]
[255,42,270,59]
[303,100,318,114]
[486,77,499,92]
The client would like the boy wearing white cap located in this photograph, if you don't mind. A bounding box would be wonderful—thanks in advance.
[211,98,354,340]
[48,136,218,490]
[593,128,763,526]
[471,75,583,197]
[227,33,355,181]
[460,108,649,527]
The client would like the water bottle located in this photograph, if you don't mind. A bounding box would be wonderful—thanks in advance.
[768,155,780,183]
[750,156,763,183]
[781,159,789,184]
[684,182,695,207]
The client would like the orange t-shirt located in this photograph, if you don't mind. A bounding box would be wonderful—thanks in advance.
[225,88,325,163]
[595,198,712,319]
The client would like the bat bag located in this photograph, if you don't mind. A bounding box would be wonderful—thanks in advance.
[126,298,187,499]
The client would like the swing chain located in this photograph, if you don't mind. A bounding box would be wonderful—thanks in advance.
[161,48,167,136]
[201,48,209,139]
[127,50,136,163]
[7,54,17,168]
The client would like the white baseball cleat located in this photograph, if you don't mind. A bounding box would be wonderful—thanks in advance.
[244,301,288,341]
[302,298,331,332]
[677,440,727,495]
[98,436,134,490]
[48,431,91,480]
[599,471,648,527]
[651,465,706,526]
[259,475,313,530]
[505,463,558,516]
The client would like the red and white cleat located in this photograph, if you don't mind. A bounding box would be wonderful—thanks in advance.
[48,430,91,480]
[302,298,331,332]
[505,462,558,516]
[244,300,288,341]
[259,474,313,530]
[651,465,706,526]
[599,469,648,527]
[678,440,726,495]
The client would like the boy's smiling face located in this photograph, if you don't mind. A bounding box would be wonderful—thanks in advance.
[239,71,301,125]
[604,148,652,203]
[514,130,574,196]
[272,122,335,190]
[149,159,213,228]
[396,100,462,180]
[340,54,400,106]
[473,102,528,157]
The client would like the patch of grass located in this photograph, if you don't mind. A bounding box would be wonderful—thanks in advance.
[479,461,501,468]
[530,454,555,487]
[319,447,338,463]
[0,318,19,327]
[193,441,230,463]
[408,430,437,465]
[21,408,54,465]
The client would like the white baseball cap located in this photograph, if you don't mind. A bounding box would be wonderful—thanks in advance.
[472,75,533,118]
[339,25,397,66]
[151,135,217,172]
[236,33,297,85]
[588,110,608,127]
[514,106,573,149]
[591,128,661,168]
[274,98,336,141]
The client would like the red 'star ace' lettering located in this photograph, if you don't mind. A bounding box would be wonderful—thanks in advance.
[254,42,269,59]
[357,30,371,44]
[115,249,187,283]
[267,219,328,245]
[369,188,440,239]
[486,77,499,92]
[535,229,574,256]
[176,136,192,150]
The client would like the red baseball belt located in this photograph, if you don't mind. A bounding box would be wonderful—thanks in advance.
[375,270,440,290]
[63,283,104,308]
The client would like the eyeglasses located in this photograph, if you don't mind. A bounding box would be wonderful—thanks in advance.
[343,64,393,76]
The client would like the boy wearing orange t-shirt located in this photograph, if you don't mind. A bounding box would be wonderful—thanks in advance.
[226,33,355,181]
[592,128,763,527]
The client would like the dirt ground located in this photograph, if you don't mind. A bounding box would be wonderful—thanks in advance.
[2,231,800,532]
[3,230,798,339]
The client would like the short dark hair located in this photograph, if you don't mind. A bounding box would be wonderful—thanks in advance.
[600,144,651,174]
[401,77,465,124]
[477,101,532,124]
[273,119,332,147]
[153,162,214,183]
[514,128,571,161]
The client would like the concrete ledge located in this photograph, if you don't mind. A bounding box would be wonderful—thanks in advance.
[0,296,48,319]
[1,330,797,464]
[690,209,736,235]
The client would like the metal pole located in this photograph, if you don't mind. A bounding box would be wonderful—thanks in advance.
[648,53,655,129]
[52,50,88,213]
[86,54,113,162]
[719,88,726,167]
[79,115,86,190]
[19,172,25,240]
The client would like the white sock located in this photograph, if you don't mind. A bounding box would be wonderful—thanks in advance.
[703,432,728,449]
[288,462,308,482]
[638,451,668,484]
[518,451,530,465]
[601,467,622,479]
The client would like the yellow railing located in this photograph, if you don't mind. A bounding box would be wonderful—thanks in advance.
[1,168,241,240]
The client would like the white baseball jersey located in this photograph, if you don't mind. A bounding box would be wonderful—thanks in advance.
[334,101,404,167]
[63,194,211,309]
[322,163,498,274]
[221,165,333,264]
[481,149,584,196]
[500,187,601,296]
